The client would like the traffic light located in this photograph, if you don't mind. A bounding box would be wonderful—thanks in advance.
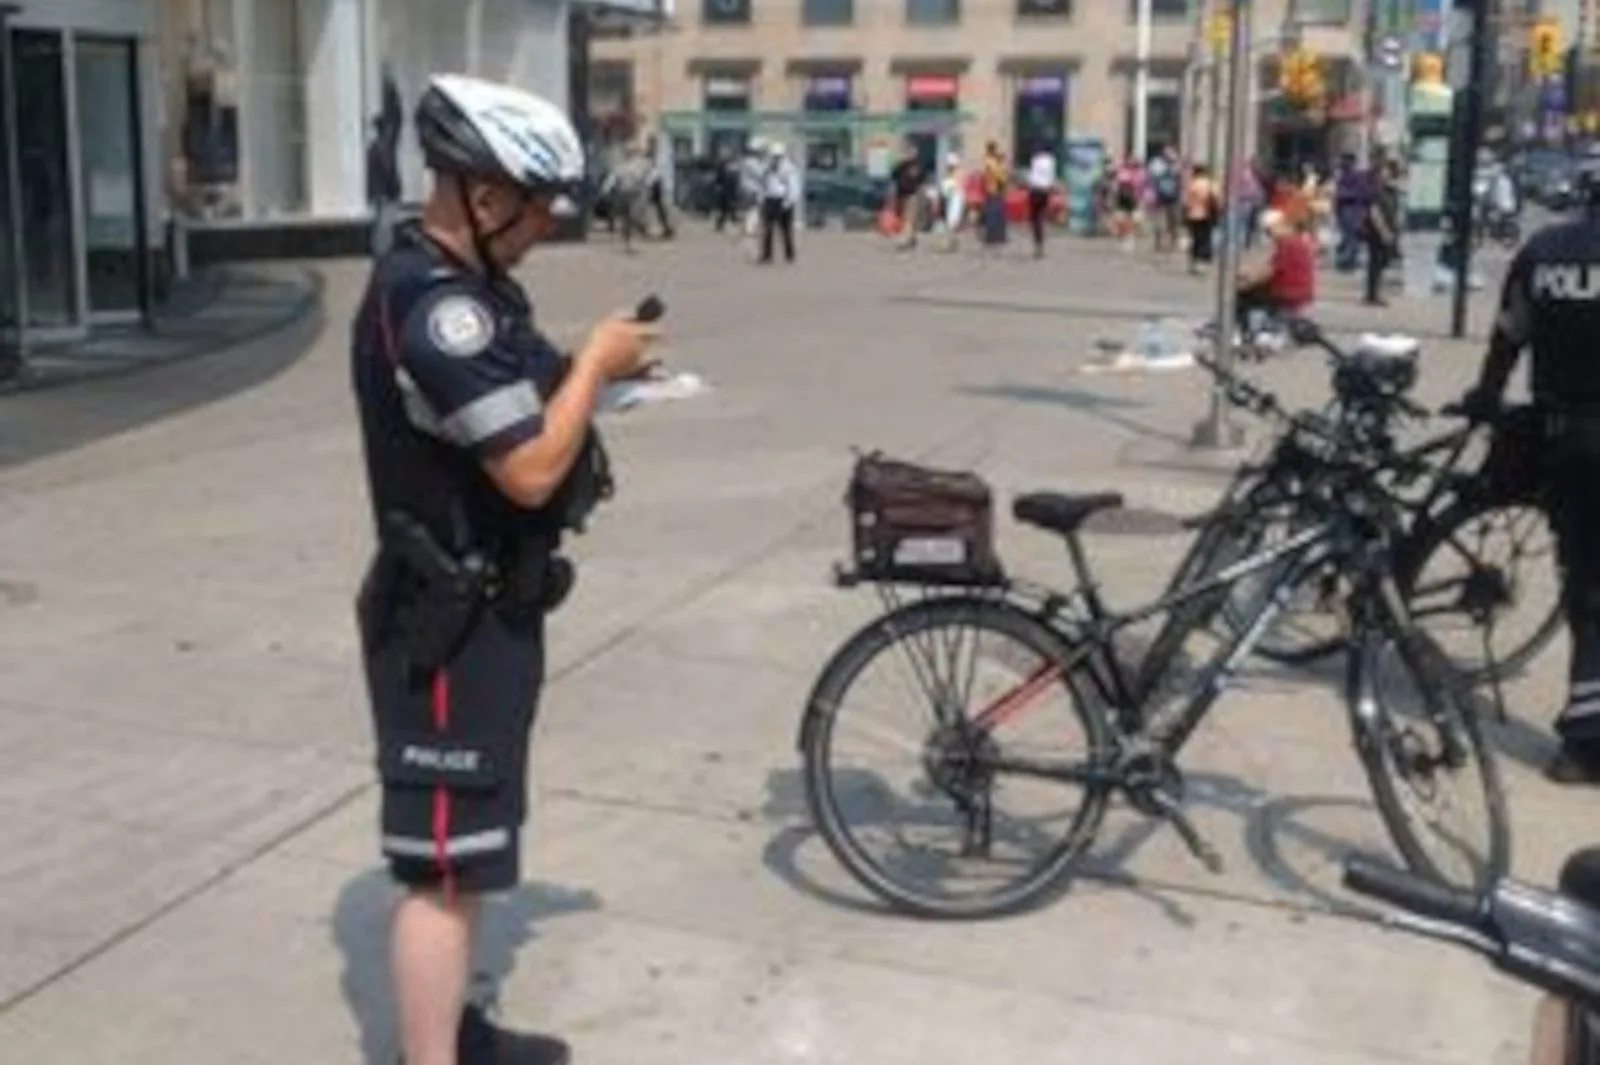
[1279,48,1326,108]
[1530,18,1563,77]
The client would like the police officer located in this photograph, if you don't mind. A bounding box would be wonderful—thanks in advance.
[350,74,658,1065]
[1459,167,1600,785]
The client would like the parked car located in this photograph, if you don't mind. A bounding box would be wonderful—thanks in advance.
[1528,153,1578,210]
[804,169,890,227]
[1510,146,1568,198]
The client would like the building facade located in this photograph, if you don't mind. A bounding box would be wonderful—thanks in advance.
[591,0,1376,174]
[160,0,579,224]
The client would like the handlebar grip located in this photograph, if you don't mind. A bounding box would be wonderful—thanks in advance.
[634,295,666,323]
[1343,857,1484,928]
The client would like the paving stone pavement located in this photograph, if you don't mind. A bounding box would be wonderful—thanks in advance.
[0,226,1574,1065]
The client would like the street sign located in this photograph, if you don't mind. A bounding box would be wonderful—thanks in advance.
[1207,11,1230,47]
[1378,34,1404,69]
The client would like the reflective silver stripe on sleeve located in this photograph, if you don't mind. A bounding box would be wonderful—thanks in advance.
[1562,695,1600,722]
[394,367,446,439]
[382,828,512,859]
[1573,679,1600,698]
[440,380,542,446]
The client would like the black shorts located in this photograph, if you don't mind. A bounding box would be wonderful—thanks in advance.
[361,607,545,894]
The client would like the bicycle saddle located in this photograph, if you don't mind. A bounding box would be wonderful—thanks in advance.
[1562,848,1600,911]
[1013,492,1124,535]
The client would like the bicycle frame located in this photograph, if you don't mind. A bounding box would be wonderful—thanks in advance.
[993,518,1336,764]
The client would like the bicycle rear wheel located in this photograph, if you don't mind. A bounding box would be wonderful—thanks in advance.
[1398,493,1563,683]
[1349,621,1510,890]
[800,595,1115,919]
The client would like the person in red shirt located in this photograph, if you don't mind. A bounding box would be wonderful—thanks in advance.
[1235,206,1316,338]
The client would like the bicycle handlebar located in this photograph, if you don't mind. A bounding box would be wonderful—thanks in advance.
[1194,353,1350,450]
[1343,857,1600,1014]
[1345,856,1484,928]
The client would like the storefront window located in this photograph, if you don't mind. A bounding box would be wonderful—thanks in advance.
[241,0,307,219]
[1013,74,1067,164]
[704,75,750,160]
[12,29,76,328]
[803,75,852,170]
[905,74,958,175]
[0,19,19,369]
[1290,0,1352,25]
[75,37,146,318]
[1125,81,1182,158]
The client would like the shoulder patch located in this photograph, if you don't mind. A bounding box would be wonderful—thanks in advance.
[426,295,496,358]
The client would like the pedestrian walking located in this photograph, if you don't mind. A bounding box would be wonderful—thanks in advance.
[937,152,967,251]
[712,146,740,232]
[365,116,403,257]
[1184,163,1220,274]
[1362,160,1401,305]
[643,137,675,240]
[1149,146,1183,253]
[1024,144,1058,258]
[758,141,799,264]
[979,142,1009,251]
[889,143,924,249]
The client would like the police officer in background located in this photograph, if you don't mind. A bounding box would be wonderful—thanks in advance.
[1460,168,1600,785]
[350,74,658,1065]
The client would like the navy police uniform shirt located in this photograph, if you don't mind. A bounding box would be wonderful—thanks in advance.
[1494,214,1600,407]
[351,221,568,550]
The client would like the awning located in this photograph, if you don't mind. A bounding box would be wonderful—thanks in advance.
[574,0,672,14]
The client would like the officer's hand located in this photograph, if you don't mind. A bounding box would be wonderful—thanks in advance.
[577,314,660,382]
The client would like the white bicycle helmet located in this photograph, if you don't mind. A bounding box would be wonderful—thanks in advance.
[416,74,585,203]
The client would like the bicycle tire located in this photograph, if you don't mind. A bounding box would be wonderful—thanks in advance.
[1350,623,1510,890]
[1195,469,1347,665]
[1396,492,1564,684]
[800,595,1115,919]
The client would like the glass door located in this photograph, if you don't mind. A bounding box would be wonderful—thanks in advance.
[12,29,77,330]
[0,16,24,374]
[74,36,146,321]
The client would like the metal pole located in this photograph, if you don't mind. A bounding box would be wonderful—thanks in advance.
[1135,0,1154,158]
[1193,0,1251,450]
[1447,0,1490,339]
[1207,25,1223,167]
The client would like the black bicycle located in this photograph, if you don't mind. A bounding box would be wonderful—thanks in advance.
[1180,323,1560,684]
[1344,850,1600,1064]
[800,362,1510,919]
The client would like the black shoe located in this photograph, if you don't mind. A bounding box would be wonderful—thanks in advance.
[1545,747,1600,786]
[400,1004,571,1065]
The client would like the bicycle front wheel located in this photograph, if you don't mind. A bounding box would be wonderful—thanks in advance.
[1349,621,1510,889]
[1398,493,1563,683]
[800,595,1115,919]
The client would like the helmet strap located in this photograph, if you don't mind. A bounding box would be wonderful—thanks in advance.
[457,179,529,280]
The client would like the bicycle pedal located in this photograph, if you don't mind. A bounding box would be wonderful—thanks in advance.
[1155,798,1224,874]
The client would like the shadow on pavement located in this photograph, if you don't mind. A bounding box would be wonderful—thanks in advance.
[0,301,324,470]
[757,764,1388,928]
[332,868,601,1065]
[957,382,1189,446]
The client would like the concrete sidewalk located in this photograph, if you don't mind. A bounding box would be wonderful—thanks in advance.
[0,228,1572,1065]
